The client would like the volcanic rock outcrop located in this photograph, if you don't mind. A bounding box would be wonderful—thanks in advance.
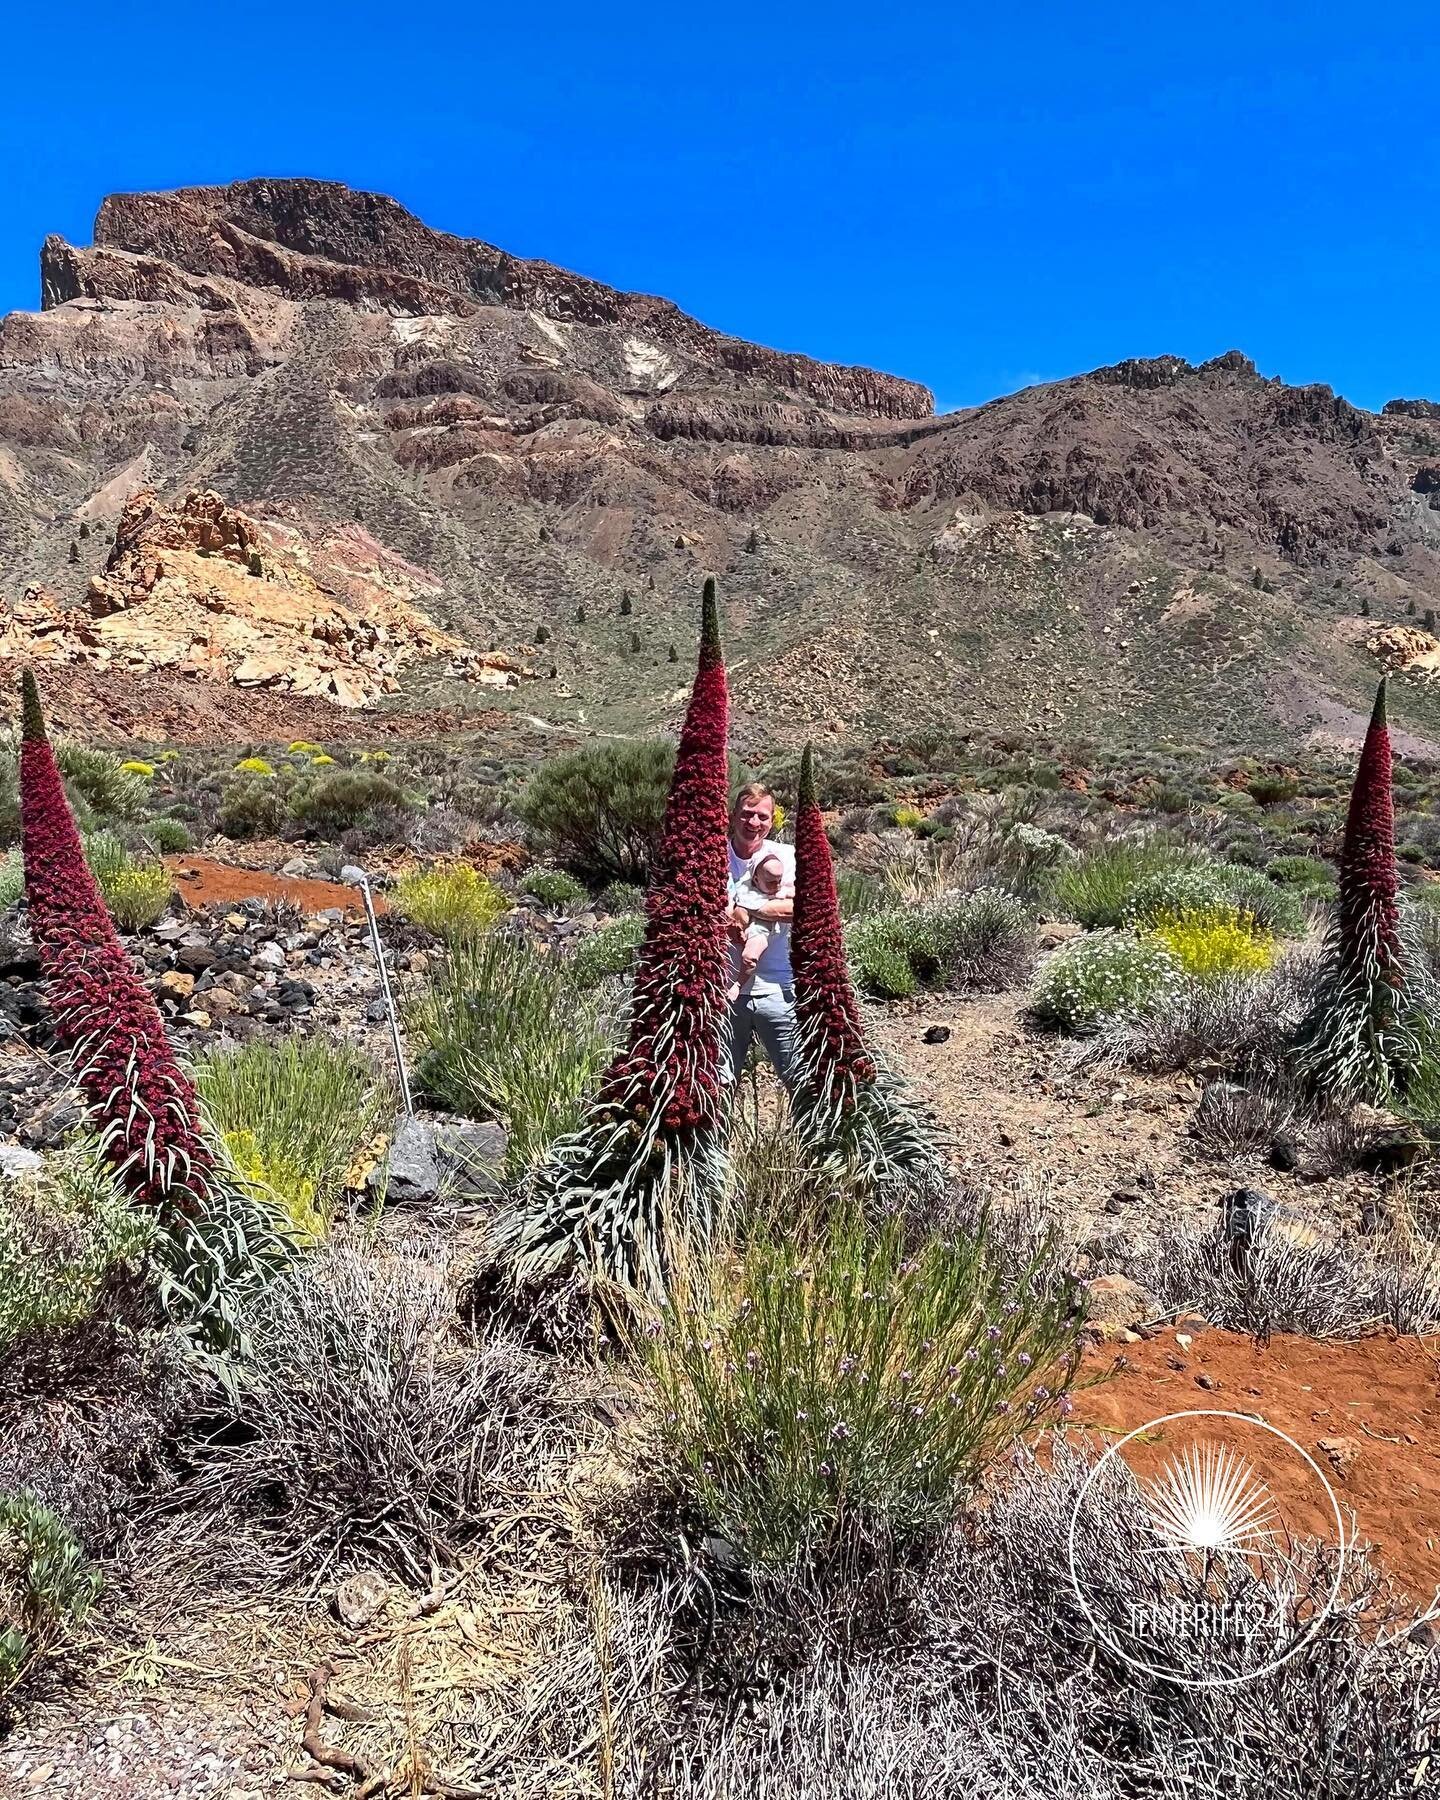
[3,178,1440,747]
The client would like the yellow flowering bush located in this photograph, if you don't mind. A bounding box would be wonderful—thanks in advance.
[310,754,337,767]
[893,804,926,830]
[234,756,275,777]
[392,863,508,943]
[1148,907,1276,981]
[119,760,155,778]
[287,740,323,756]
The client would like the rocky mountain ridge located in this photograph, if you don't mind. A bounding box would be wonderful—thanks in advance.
[3,178,1439,750]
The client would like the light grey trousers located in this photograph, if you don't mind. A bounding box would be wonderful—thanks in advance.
[722,984,798,1089]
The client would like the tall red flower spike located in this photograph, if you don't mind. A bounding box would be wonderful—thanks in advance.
[1300,677,1423,1103]
[20,670,214,1217]
[791,744,876,1101]
[599,574,730,1135]
[18,670,288,1343]
[788,744,941,1191]
[1335,677,1401,991]
[491,578,733,1293]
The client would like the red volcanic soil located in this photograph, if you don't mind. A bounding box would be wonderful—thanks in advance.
[1067,1325,1440,1606]
[166,854,382,917]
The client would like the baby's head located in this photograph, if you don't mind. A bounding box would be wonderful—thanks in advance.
[751,852,784,897]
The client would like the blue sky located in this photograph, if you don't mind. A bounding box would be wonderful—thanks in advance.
[1,1,1433,413]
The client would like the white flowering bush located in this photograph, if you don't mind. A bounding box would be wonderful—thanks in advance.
[1030,929,1183,1033]
[642,1208,1081,1572]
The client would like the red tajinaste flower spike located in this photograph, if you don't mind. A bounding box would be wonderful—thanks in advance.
[598,573,730,1128]
[787,743,942,1191]
[1298,677,1428,1105]
[791,744,876,1101]
[1335,676,1401,989]
[19,669,214,1217]
[492,578,733,1294]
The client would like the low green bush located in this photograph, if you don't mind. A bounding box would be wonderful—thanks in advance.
[216,775,284,839]
[405,933,610,1176]
[83,832,175,931]
[643,1208,1080,1573]
[1049,839,1197,928]
[836,870,885,921]
[1246,772,1300,806]
[391,863,508,944]
[55,742,148,822]
[0,1140,151,1354]
[0,852,22,915]
[568,915,646,990]
[518,740,673,885]
[143,817,191,854]
[1266,854,1337,898]
[523,867,586,908]
[1124,861,1306,938]
[0,1492,102,1697]
[195,1038,392,1242]
[845,890,1032,998]
[598,880,646,916]
[289,769,411,836]
[1030,930,1183,1032]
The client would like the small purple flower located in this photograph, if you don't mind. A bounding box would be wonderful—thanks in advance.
[830,1420,853,1441]
[838,1354,857,1375]
[995,1399,1012,1415]
[644,1317,663,1338]
[1034,1385,1051,1401]
[987,1325,1001,1343]
[1017,1351,1032,1368]
[744,1349,760,1370]
[899,1369,914,1384]
[1057,1393,1074,1418]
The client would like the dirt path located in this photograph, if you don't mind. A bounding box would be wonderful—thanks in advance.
[165,856,380,918]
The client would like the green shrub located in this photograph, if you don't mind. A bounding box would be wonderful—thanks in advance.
[1030,930,1183,1032]
[1048,839,1197,928]
[0,1140,151,1353]
[518,740,673,884]
[845,912,920,998]
[1124,861,1306,938]
[523,867,587,908]
[836,870,885,920]
[845,890,1032,998]
[195,1038,392,1242]
[598,880,646,916]
[0,852,22,915]
[1266,854,1337,898]
[0,1492,102,1697]
[83,832,175,930]
[288,769,410,836]
[643,1208,1080,1574]
[143,817,191,854]
[568,915,646,990]
[405,934,610,1176]
[55,742,148,822]
[1246,772,1300,806]
[0,744,17,848]
[217,775,284,839]
[391,863,508,944]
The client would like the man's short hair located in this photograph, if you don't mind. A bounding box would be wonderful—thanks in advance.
[732,781,775,813]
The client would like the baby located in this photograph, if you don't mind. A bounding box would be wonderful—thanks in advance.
[727,852,785,1003]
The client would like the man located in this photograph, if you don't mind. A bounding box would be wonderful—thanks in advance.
[723,782,797,1088]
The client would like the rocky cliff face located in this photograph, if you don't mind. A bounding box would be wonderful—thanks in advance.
[4,179,1440,748]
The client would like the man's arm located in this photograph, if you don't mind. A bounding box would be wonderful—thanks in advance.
[748,895,793,923]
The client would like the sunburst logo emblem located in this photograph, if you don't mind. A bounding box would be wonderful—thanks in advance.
[1066,1409,1347,1688]
[1138,1441,1279,1558]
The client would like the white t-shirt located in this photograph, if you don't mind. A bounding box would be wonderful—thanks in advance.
[727,839,794,994]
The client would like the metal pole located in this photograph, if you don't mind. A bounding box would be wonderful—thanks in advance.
[356,871,413,1119]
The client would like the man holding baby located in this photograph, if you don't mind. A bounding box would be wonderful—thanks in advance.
[722,781,797,1088]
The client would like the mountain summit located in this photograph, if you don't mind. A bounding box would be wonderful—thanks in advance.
[3,179,1438,747]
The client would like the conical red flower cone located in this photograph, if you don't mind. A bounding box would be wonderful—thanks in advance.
[492,579,734,1292]
[1336,677,1401,989]
[18,669,214,1217]
[792,744,876,1102]
[599,575,730,1136]
[786,744,940,1191]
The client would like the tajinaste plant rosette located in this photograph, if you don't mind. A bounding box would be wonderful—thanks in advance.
[18,669,290,1347]
[789,744,943,1191]
[490,578,732,1293]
